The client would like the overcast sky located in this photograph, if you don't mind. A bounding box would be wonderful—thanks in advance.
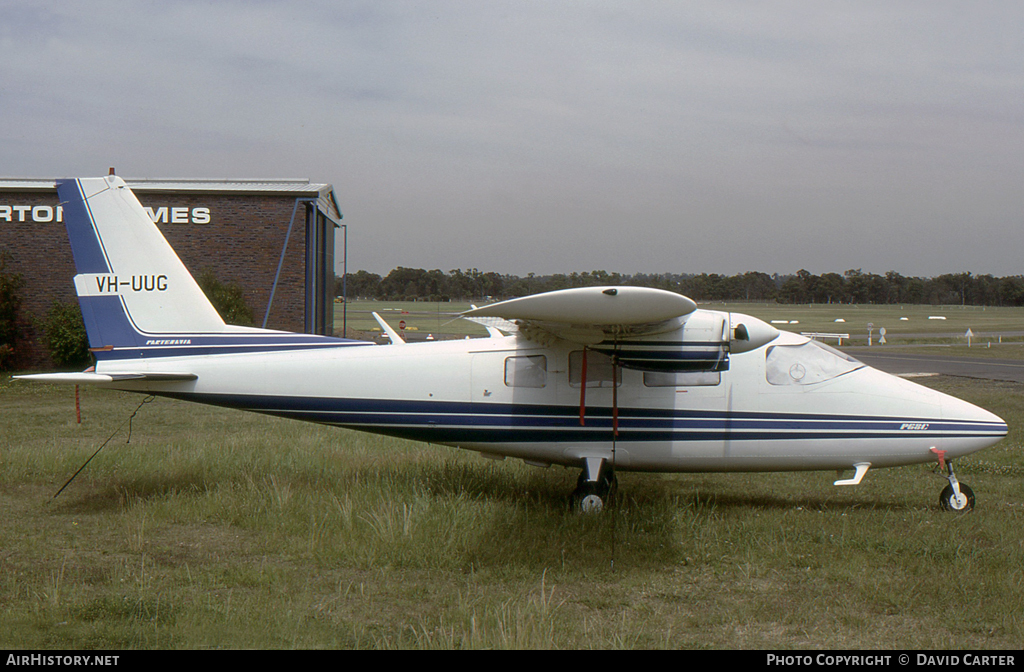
[2,1,1023,278]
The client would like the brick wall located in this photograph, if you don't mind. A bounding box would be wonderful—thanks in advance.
[0,188,318,370]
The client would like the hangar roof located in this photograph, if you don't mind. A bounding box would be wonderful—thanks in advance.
[0,177,343,224]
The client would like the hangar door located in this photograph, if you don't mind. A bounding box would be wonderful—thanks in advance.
[305,203,335,335]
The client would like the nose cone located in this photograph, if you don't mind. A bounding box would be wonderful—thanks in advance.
[858,367,1007,463]
[895,374,1008,460]
[942,393,1004,425]
[940,392,1007,451]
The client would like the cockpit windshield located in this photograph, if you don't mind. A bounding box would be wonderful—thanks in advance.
[765,340,864,386]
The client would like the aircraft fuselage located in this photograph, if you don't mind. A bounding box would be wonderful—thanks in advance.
[103,315,1006,475]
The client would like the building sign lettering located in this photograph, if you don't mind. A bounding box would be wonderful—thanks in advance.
[1,204,211,224]
[0,205,63,222]
[144,207,211,224]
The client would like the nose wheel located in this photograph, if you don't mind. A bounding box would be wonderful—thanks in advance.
[935,454,975,512]
[940,481,975,512]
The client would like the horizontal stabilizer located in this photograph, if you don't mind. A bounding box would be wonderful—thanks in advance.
[15,372,198,384]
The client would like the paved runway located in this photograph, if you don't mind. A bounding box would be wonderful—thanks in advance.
[845,349,1024,383]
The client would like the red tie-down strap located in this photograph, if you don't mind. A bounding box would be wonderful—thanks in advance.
[579,348,588,426]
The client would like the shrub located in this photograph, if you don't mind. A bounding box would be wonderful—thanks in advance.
[0,252,24,370]
[42,300,92,368]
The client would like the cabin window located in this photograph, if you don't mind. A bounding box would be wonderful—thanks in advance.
[765,341,863,386]
[569,350,621,388]
[643,371,721,387]
[504,355,547,388]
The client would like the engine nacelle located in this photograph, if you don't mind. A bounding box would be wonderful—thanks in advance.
[590,310,780,372]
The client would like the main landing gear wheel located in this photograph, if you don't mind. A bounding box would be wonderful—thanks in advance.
[573,464,617,514]
[579,487,604,514]
[940,482,975,512]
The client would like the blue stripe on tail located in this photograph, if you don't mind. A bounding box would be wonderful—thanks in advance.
[56,179,110,274]
[77,295,146,352]
[58,178,143,353]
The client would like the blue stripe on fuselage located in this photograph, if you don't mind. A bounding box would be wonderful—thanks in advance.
[152,392,1007,445]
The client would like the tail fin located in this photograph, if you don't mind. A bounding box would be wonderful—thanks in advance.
[58,176,227,351]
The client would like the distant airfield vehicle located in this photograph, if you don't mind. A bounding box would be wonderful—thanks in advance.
[16,177,1007,513]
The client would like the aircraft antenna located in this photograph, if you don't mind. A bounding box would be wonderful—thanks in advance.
[52,395,155,500]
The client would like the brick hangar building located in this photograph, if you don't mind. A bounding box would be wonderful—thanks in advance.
[1,176,343,369]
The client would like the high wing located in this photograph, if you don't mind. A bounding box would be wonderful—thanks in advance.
[462,286,778,372]
[463,286,694,340]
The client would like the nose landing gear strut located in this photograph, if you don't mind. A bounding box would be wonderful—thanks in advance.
[932,448,975,512]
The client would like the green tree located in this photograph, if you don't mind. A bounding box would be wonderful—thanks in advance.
[815,272,846,304]
[380,267,428,300]
[337,270,381,299]
[197,270,254,326]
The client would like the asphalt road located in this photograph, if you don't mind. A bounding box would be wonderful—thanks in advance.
[846,350,1024,383]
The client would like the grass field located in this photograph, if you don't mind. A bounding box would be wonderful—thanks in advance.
[337,300,1024,346]
[1,373,1022,649]
[336,300,485,340]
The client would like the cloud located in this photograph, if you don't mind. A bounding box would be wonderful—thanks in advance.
[2,1,1023,276]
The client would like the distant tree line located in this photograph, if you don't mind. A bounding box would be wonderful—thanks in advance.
[336,267,1024,306]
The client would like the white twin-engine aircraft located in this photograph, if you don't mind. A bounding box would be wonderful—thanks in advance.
[18,176,1007,513]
